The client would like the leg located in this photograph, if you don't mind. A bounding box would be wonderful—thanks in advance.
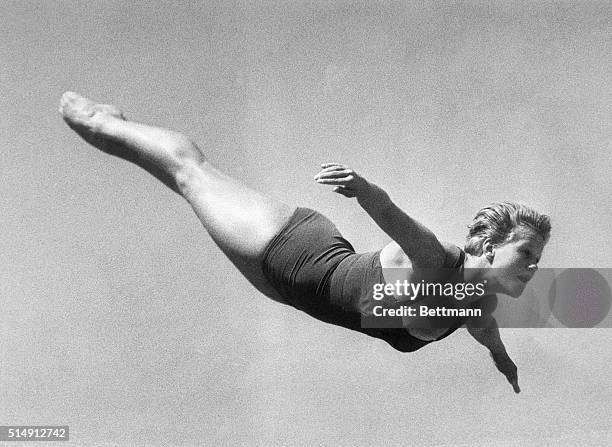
[60,92,295,302]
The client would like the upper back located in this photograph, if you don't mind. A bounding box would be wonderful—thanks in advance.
[380,241,464,269]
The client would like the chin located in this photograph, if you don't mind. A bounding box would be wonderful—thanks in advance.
[499,280,525,298]
[507,283,527,298]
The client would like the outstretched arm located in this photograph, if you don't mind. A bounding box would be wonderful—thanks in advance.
[314,163,445,268]
[466,310,521,394]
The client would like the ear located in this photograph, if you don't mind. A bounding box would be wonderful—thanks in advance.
[482,239,495,263]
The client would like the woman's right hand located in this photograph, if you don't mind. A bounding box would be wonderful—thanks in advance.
[314,163,369,198]
[491,352,521,393]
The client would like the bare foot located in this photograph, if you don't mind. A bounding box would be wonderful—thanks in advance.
[59,91,129,157]
[60,92,170,176]
[59,91,206,193]
[60,91,124,125]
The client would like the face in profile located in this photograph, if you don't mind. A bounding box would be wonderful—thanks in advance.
[488,229,547,298]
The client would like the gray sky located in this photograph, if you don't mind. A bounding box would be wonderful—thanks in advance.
[1,1,612,445]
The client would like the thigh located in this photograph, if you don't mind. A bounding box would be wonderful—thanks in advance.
[182,161,297,302]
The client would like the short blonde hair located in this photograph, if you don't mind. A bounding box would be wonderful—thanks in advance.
[465,201,551,256]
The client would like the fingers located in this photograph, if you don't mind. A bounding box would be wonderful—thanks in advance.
[509,377,521,394]
[315,163,352,180]
[503,368,520,393]
[315,163,360,199]
[320,162,347,169]
[315,165,356,183]
[315,169,353,179]
[315,175,355,185]
[490,353,520,393]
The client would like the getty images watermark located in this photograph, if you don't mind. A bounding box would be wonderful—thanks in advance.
[361,268,612,329]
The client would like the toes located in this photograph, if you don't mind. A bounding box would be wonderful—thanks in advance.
[60,91,84,111]
[59,92,72,115]
[61,91,81,102]
[59,91,88,119]
[59,91,125,121]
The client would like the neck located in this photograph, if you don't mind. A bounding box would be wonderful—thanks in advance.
[463,253,500,298]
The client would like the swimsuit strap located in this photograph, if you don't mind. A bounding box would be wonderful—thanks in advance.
[455,247,466,268]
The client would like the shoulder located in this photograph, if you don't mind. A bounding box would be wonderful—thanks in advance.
[465,295,499,328]
[440,241,465,268]
[472,294,499,315]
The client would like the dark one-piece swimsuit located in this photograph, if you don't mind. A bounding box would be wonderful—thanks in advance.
[261,207,466,352]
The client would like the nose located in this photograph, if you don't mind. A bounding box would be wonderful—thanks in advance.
[527,263,538,272]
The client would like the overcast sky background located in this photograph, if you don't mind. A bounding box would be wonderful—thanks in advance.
[1,1,612,445]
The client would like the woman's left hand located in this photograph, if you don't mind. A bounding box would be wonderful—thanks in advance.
[314,163,369,198]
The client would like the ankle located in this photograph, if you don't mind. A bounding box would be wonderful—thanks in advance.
[174,159,206,197]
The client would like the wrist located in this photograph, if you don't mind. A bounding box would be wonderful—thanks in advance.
[490,351,508,362]
[355,181,373,201]
[357,181,387,204]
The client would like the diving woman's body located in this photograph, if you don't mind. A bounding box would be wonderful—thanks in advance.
[60,92,549,393]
